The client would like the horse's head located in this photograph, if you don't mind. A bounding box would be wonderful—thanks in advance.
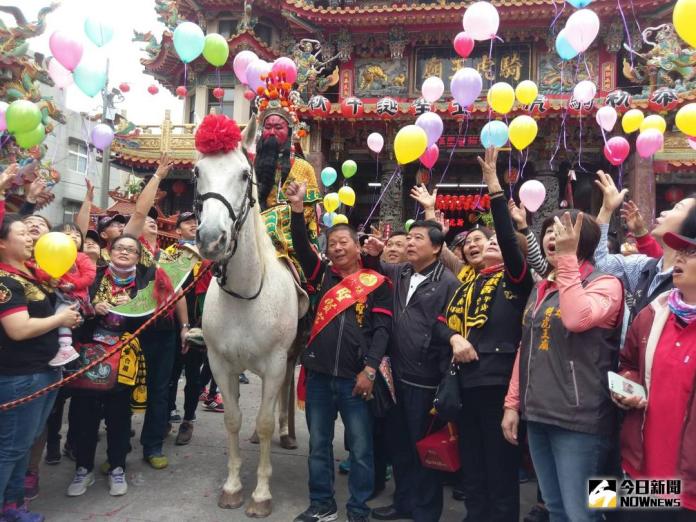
[194,114,257,261]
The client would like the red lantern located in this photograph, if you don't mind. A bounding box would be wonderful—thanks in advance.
[172,180,187,197]
[604,89,632,113]
[308,95,331,118]
[147,84,159,95]
[176,85,188,97]
[119,82,130,93]
[664,186,684,204]
[341,97,364,118]
[376,97,399,120]
[213,87,225,100]
[244,89,256,101]
[648,87,679,113]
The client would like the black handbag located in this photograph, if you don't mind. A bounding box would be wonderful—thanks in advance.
[369,356,396,418]
[433,363,462,422]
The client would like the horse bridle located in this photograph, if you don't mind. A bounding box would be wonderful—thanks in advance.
[193,166,264,300]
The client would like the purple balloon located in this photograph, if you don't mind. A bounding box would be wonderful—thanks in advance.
[245,59,272,94]
[91,123,114,151]
[450,67,483,107]
[416,112,444,147]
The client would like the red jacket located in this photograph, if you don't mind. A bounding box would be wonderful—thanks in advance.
[619,292,696,509]
[33,252,96,303]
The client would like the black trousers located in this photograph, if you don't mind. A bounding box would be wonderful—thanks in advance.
[169,348,205,421]
[46,387,76,448]
[72,387,132,472]
[199,354,218,396]
[388,380,443,522]
[458,385,520,522]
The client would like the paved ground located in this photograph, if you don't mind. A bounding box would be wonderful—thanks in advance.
[32,371,536,521]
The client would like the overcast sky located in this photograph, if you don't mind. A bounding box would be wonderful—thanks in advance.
[5,0,183,124]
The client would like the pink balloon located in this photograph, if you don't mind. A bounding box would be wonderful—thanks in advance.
[367,132,384,154]
[0,102,7,132]
[519,180,546,212]
[595,106,618,132]
[420,144,439,169]
[453,31,475,58]
[603,136,630,166]
[272,57,298,84]
[636,129,664,158]
[573,80,596,104]
[49,31,83,71]
[565,9,600,53]
[421,76,445,103]
[48,58,73,89]
[688,136,696,151]
[233,50,258,84]
[450,68,482,107]
[245,59,272,93]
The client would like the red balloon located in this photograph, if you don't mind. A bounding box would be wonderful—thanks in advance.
[603,136,630,166]
[119,82,130,93]
[420,144,439,169]
[453,32,475,58]
[147,84,159,95]
[213,87,225,100]
[341,97,364,118]
[176,85,188,97]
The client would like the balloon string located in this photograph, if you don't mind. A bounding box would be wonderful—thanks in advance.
[505,113,512,199]
[617,0,634,70]
[521,148,530,182]
[618,163,624,190]
[360,166,400,232]
[184,63,188,88]
[582,53,592,81]
[438,116,467,186]
[549,59,568,169]
[578,112,585,171]
[549,0,565,36]
[217,68,222,111]
[80,116,92,178]
[627,0,643,35]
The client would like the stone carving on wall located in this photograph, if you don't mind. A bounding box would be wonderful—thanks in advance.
[537,50,598,93]
[354,59,408,97]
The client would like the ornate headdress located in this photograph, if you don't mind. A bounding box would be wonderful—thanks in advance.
[255,71,309,144]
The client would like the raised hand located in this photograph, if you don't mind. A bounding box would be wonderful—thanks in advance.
[508,199,528,230]
[434,209,450,235]
[155,153,175,180]
[553,211,584,257]
[363,236,385,257]
[26,176,48,203]
[621,200,648,237]
[477,147,501,192]
[285,181,306,212]
[595,170,628,214]
[0,163,18,195]
[85,178,95,201]
[410,184,437,210]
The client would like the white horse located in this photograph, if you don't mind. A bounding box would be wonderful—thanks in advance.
[195,117,308,518]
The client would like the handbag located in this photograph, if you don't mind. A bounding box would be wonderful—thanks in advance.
[369,356,396,418]
[416,419,461,472]
[65,341,120,391]
[432,362,462,422]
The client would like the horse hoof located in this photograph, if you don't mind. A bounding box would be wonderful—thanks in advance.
[245,499,272,518]
[249,431,260,444]
[218,489,244,509]
[280,435,297,450]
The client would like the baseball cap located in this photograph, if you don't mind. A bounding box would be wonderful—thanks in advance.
[84,229,102,245]
[97,214,126,233]
[664,231,696,252]
[450,231,469,249]
[176,211,196,227]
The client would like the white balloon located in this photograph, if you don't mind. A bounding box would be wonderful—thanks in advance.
[367,132,384,154]
[573,80,596,104]
[595,106,618,132]
[565,9,600,53]
[421,76,445,103]
[462,1,500,41]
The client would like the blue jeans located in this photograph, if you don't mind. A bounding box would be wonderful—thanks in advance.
[0,370,60,505]
[306,371,374,517]
[527,421,611,522]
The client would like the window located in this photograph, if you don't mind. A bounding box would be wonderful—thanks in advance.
[207,88,234,119]
[218,19,237,39]
[62,199,81,224]
[255,23,272,46]
[68,138,88,174]
[187,92,197,124]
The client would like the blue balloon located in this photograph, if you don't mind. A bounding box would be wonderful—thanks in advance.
[73,55,107,97]
[567,0,592,7]
[321,167,338,186]
[555,31,579,61]
[84,16,114,47]
[173,22,205,64]
[480,120,509,148]
[323,212,336,227]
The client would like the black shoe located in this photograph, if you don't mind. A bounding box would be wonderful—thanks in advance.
[45,442,61,465]
[371,505,413,520]
[452,487,466,501]
[239,373,250,384]
[293,501,338,522]
[347,512,369,522]
[523,505,550,522]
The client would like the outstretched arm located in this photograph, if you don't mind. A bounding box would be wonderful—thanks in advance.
[75,179,94,234]
[124,154,174,237]
[287,181,322,283]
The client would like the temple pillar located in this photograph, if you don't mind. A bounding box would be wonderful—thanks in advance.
[378,160,403,229]
[531,168,560,238]
[625,153,655,225]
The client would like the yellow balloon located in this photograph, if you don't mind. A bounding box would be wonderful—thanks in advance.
[508,115,538,150]
[323,192,340,213]
[515,80,538,106]
[487,82,515,114]
[34,232,78,278]
[640,114,667,135]
[674,0,696,48]
[621,109,644,133]
[394,125,428,165]
[333,214,349,225]
[338,186,356,207]
[676,103,696,136]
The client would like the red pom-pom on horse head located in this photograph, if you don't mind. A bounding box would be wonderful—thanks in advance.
[195,114,242,155]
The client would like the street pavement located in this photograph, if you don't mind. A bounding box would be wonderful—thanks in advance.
[32,371,536,521]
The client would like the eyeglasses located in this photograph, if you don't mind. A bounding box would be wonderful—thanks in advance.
[112,245,139,255]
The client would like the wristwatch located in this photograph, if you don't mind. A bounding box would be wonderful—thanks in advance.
[181,323,191,329]
[364,369,376,381]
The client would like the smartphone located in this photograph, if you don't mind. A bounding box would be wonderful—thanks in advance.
[608,371,646,400]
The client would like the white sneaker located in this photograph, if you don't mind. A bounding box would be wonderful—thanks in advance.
[108,467,128,496]
[67,467,95,496]
[49,345,80,367]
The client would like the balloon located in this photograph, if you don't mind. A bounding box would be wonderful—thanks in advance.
[555,29,579,60]
[0,101,7,132]
[14,123,45,150]
[272,57,298,84]
[636,129,664,158]
[508,115,538,150]
[367,132,384,154]
[323,193,340,213]
[676,103,696,136]
[233,50,258,84]
[595,106,618,132]
[640,114,667,134]
[421,76,445,103]
[246,59,272,93]
[321,167,337,186]
[567,0,593,6]
[73,53,107,97]
[394,125,428,165]
[90,123,114,150]
[462,1,500,41]
[519,180,546,212]
[202,33,229,67]
[621,109,644,133]
[338,186,356,207]
[480,120,509,148]
[173,22,205,63]
[34,232,78,278]
[565,9,600,53]
[404,219,415,232]
[48,58,73,89]
[450,68,482,107]
[416,112,444,146]
[573,80,596,104]
[342,160,358,179]
[674,0,696,48]
[420,144,439,169]
[84,15,114,47]
[603,136,630,166]
[333,214,349,225]
[515,80,538,105]
[487,82,515,114]
[323,212,336,227]
[453,31,475,58]
[49,31,83,71]
[6,100,41,134]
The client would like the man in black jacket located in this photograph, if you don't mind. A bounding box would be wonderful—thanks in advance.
[286,182,393,522]
[369,220,460,522]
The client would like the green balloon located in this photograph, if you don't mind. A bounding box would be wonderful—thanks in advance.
[342,159,358,179]
[6,100,41,134]
[202,33,229,67]
[405,219,415,232]
[14,122,45,149]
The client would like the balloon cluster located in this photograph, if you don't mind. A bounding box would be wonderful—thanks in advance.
[321,161,359,226]
[555,9,600,61]
[3,100,45,149]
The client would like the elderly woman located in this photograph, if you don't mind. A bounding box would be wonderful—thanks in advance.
[0,215,81,522]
